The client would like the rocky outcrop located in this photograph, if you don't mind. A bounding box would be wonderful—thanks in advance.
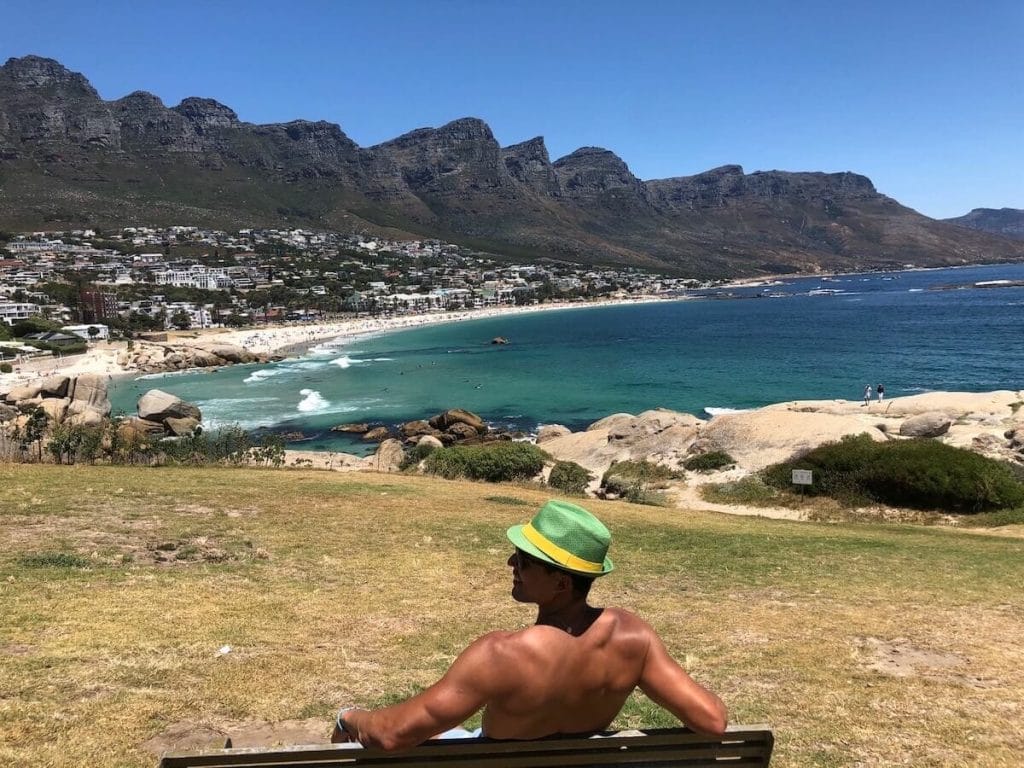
[0,373,111,429]
[537,424,571,443]
[136,389,202,436]
[899,412,952,438]
[138,389,202,422]
[428,408,486,434]
[117,341,268,373]
[370,438,405,472]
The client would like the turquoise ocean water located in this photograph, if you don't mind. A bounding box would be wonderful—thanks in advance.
[110,264,1024,454]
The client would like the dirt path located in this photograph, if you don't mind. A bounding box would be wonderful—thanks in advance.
[669,477,805,521]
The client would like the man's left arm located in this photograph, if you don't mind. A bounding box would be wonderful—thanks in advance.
[332,632,508,751]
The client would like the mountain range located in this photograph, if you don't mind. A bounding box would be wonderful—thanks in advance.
[2,55,1022,278]
[943,208,1024,241]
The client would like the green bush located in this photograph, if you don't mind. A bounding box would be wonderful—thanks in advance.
[548,461,592,495]
[683,451,735,472]
[601,460,680,504]
[399,440,440,471]
[423,442,547,482]
[702,476,784,507]
[0,362,12,373]
[763,434,1024,513]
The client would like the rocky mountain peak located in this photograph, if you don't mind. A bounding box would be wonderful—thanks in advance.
[501,136,560,196]
[553,147,645,202]
[116,90,167,110]
[172,97,240,131]
[0,55,99,98]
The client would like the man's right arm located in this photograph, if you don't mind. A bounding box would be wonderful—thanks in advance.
[637,627,728,735]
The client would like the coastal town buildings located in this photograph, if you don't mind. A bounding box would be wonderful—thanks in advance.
[0,226,705,336]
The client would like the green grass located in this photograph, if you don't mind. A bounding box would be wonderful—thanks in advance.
[1,464,1023,767]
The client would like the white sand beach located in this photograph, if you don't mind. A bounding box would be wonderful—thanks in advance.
[0,296,673,389]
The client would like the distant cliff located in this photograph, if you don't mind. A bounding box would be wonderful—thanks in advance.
[3,55,1024,277]
[944,208,1024,241]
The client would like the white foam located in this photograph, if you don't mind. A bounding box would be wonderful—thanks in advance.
[244,369,283,384]
[297,388,330,412]
[703,406,753,417]
[331,355,363,368]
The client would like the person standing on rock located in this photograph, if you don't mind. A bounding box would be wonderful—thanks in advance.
[863,385,872,406]
[876,383,885,402]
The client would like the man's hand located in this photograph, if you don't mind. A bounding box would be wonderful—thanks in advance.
[331,707,359,744]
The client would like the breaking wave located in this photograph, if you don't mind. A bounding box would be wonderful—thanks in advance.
[297,389,330,412]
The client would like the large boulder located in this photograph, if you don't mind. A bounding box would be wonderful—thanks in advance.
[66,408,106,428]
[400,419,440,438]
[416,435,444,451]
[537,424,572,443]
[193,342,257,364]
[608,409,704,445]
[38,375,71,398]
[699,410,887,471]
[363,426,391,442]
[588,413,635,432]
[165,416,201,436]
[138,389,202,422]
[69,374,112,416]
[0,403,19,422]
[445,422,480,441]
[429,409,486,434]
[370,438,405,473]
[4,383,43,404]
[38,397,70,424]
[331,423,369,434]
[899,412,952,438]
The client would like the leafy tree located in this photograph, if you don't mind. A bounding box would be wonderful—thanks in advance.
[170,309,192,330]
[12,317,62,338]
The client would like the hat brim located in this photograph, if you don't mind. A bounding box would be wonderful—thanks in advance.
[506,524,614,577]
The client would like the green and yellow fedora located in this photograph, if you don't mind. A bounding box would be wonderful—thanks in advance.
[507,500,614,577]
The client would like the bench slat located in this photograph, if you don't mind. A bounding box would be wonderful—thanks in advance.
[159,727,773,768]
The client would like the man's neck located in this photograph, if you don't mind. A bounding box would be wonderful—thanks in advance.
[535,601,602,636]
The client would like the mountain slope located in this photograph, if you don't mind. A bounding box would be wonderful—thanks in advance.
[2,55,1023,277]
[944,208,1024,241]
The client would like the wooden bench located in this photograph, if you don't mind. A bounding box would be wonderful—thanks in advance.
[158,725,773,767]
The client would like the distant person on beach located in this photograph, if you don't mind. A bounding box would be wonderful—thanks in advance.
[876,383,885,402]
[331,500,727,750]
[863,385,872,405]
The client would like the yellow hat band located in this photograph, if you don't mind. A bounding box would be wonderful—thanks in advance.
[522,523,604,574]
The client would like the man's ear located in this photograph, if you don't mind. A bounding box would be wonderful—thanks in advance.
[554,571,573,594]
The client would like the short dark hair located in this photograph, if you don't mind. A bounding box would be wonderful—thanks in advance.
[517,548,594,598]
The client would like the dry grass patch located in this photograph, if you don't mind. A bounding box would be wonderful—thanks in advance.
[1,464,1023,767]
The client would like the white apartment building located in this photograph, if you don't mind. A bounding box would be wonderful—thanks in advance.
[0,301,40,325]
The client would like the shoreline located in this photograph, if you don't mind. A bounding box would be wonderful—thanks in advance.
[0,296,677,390]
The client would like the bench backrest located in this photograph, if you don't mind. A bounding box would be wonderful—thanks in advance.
[158,725,773,767]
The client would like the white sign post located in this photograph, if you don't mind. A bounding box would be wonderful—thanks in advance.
[791,469,813,501]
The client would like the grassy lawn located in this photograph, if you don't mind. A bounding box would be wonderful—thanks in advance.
[1,464,1022,767]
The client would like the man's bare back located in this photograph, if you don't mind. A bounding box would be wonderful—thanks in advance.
[331,501,726,751]
[479,608,657,738]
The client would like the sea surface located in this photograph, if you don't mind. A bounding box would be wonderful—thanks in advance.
[109,263,1024,455]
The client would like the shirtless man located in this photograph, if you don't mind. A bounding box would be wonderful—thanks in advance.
[331,500,727,751]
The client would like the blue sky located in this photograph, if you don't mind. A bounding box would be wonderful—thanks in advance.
[3,0,1021,219]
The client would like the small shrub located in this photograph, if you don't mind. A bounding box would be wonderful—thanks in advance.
[684,451,735,472]
[763,434,1024,513]
[702,476,785,507]
[0,362,12,373]
[399,441,439,471]
[423,442,547,482]
[548,461,592,495]
[602,460,680,505]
